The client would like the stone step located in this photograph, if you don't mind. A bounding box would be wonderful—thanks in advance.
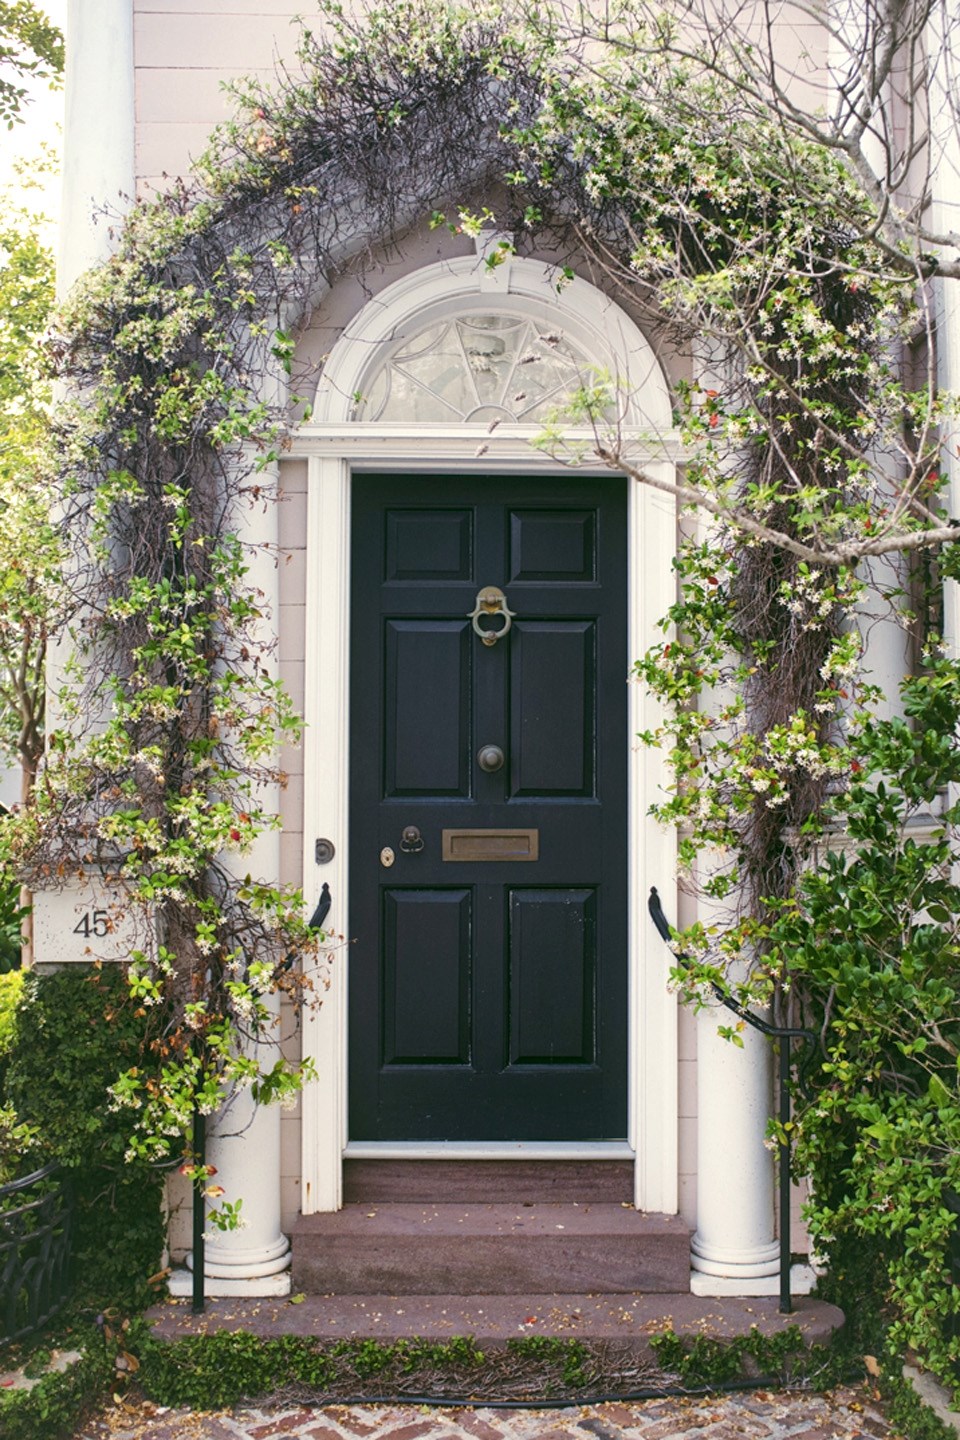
[148,1291,845,1355]
[343,1159,635,1205]
[290,1203,691,1296]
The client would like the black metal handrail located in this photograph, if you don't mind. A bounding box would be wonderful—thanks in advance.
[0,1160,72,1344]
[648,886,816,1314]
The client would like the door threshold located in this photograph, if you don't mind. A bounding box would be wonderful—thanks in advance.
[343,1141,635,1161]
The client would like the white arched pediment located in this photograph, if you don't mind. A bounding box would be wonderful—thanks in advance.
[310,253,673,434]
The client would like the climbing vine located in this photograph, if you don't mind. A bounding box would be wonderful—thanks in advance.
[0,0,957,1369]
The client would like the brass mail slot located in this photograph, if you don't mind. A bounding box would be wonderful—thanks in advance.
[442,828,540,862]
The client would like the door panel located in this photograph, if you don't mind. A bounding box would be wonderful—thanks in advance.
[349,474,627,1140]
[384,620,472,796]
[382,888,472,1064]
[508,887,597,1064]
[385,508,474,582]
[509,509,596,583]
[510,621,595,796]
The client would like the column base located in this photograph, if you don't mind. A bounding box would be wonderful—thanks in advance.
[200,1234,291,1280]
[166,1231,292,1299]
[691,1263,818,1298]
[167,1267,292,1299]
[691,1233,781,1278]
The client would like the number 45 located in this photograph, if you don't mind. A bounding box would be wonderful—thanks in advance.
[73,909,111,939]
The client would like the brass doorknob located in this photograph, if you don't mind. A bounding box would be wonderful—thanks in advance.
[477,744,505,773]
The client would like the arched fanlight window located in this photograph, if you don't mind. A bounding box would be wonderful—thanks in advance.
[355,312,597,422]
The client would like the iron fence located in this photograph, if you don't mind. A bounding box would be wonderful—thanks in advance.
[0,1161,72,1345]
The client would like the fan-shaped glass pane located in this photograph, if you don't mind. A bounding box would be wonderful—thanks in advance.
[355,313,596,422]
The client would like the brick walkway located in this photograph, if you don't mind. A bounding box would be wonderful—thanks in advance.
[77,1385,893,1440]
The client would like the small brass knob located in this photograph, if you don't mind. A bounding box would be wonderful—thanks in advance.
[477,744,505,773]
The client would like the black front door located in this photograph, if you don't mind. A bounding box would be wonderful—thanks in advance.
[348,474,628,1140]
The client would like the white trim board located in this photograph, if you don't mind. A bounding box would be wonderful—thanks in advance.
[298,257,679,1215]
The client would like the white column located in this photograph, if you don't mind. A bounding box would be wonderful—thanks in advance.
[59,0,135,295]
[202,459,290,1294]
[169,458,291,1298]
[690,1009,781,1293]
[684,336,778,1288]
[857,551,911,724]
[198,1041,291,1295]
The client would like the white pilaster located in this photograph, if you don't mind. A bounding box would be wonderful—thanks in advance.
[58,0,135,296]
[630,463,678,1214]
[39,0,136,955]
[300,455,350,1214]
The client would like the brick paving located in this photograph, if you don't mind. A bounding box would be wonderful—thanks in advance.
[76,1385,894,1440]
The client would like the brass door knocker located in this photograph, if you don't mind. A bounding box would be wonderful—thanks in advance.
[468,586,515,646]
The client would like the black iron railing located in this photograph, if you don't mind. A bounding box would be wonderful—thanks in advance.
[648,886,816,1314]
[0,1161,72,1344]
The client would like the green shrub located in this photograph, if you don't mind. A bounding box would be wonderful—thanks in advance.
[0,965,24,1089]
[0,969,37,1182]
[648,1326,825,1386]
[0,874,24,974]
[0,1101,39,1184]
[766,660,960,1397]
[884,1370,960,1440]
[0,1330,114,1440]
[136,1333,489,1409]
[5,966,166,1309]
[0,965,23,1045]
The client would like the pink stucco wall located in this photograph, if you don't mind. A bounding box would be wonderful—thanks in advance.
[134,0,305,192]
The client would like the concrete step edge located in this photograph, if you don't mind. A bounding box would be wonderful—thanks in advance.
[291,1204,691,1238]
[147,1292,845,1349]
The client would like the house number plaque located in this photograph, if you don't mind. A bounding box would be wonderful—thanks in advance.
[33,880,157,968]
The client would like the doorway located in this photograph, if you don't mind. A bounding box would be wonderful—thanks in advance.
[348,473,629,1140]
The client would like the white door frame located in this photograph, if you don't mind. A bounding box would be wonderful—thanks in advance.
[291,256,679,1213]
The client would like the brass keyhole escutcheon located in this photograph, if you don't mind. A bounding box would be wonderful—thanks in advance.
[477,744,505,773]
[380,847,395,868]
[468,586,515,647]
